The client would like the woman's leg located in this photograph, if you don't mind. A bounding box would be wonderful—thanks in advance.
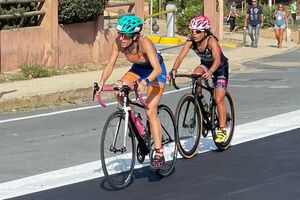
[278,28,284,48]
[275,28,280,47]
[229,17,234,32]
[214,88,227,143]
[215,88,227,129]
[193,65,206,95]
[120,71,139,104]
[233,17,237,32]
[146,85,164,151]
[146,84,166,169]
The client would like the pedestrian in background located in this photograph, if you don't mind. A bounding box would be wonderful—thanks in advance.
[274,4,288,48]
[227,2,238,33]
[290,0,298,24]
[244,0,263,48]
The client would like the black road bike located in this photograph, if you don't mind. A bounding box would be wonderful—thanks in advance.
[170,74,235,158]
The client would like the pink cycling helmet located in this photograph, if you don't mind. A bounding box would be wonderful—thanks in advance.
[189,16,211,31]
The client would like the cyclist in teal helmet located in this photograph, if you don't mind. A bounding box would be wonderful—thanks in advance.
[116,15,143,34]
[99,15,167,170]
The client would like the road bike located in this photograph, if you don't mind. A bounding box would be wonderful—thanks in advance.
[170,74,235,158]
[93,82,178,189]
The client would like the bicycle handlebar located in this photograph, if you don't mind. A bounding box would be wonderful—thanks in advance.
[169,73,203,90]
[93,82,148,109]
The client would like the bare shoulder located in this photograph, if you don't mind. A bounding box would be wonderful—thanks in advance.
[207,36,220,49]
[140,35,155,53]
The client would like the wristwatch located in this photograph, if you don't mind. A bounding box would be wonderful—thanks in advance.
[143,78,151,86]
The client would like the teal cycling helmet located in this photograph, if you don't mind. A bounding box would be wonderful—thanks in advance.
[116,15,143,34]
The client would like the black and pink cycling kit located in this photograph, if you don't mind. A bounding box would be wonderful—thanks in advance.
[189,35,229,89]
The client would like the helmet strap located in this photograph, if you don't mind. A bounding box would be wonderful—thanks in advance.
[125,33,139,50]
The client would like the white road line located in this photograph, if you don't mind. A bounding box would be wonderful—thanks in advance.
[0,87,190,124]
[230,84,289,88]
[1,109,300,199]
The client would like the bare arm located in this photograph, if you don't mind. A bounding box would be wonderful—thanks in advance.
[227,11,232,20]
[99,39,119,85]
[202,37,221,80]
[207,38,221,73]
[172,40,192,71]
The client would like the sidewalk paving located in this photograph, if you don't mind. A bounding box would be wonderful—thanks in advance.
[0,32,298,114]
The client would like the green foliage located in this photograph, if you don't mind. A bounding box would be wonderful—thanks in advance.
[262,4,277,28]
[236,11,246,30]
[175,0,204,36]
[20,63,60,79]
[0,2,39,30]
[58,0,109,24]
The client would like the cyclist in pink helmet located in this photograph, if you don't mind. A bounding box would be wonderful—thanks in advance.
[189,15,212,31]
[169,15,230,143]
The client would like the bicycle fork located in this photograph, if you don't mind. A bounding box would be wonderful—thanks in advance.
[111,97,131,153]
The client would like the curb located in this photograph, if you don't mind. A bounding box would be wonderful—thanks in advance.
[220,42,238,48]
[146,35,182,45]
[0,87,115,114]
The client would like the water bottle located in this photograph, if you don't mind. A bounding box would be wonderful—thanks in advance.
[134,112,145,136]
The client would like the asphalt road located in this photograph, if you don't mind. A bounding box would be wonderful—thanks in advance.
[1,46,300,199]
[10,128,300,200]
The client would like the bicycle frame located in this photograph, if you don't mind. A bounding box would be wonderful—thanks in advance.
[93,82,150,155]
[171,74,217,131]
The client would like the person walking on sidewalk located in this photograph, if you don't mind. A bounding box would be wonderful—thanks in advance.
[274,4,288,48]
[98,15,167,170]
[227,1,238,33]
[291,0,298,24]
[169,16,229,143]
[244,0,263,48]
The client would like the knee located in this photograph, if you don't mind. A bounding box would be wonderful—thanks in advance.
[193,66,205,74]
[215,96,224,105]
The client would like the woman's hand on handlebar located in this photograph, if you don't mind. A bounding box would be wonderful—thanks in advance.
[202,70,213,80]
[168,68,177,81]
[138,80,147,94]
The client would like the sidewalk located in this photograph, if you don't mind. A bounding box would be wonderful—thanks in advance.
[0,32,298,114]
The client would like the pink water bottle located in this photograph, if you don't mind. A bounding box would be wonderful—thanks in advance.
[132,112,145,136]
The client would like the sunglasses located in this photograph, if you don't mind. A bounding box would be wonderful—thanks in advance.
[252,1,257,2]
[118,33,133,40]
[191,30,204,34]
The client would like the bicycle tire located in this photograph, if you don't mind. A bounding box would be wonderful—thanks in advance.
[211,92,236,150]
[151,104,178,177]
[100,110,136,190]
[175,93,203,159]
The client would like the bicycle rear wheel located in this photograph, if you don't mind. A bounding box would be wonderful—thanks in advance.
[100,110,136,190]
[211,92,236,150]
[151,104,178,177]
[175,93,203,159]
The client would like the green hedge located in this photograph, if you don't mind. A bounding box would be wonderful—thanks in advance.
[175,0,204,36]
[58,0,109,24]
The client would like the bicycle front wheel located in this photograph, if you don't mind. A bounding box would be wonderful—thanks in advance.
[154,104,178,177]
[100,110,136,190]
[175,93,203,159]
[212,92,236,150]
